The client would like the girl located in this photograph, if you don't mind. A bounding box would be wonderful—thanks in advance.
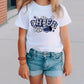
[15,0,73,84]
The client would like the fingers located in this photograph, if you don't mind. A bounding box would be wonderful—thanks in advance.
[21,74,26,79]
[18,65,30,80]
[63,69,71,77]
[19,70,29,80]
[20,73,29,80]
[25,70,29,80]
[65,72,68,76]
[63,69,65,73]
[64,71,71,76]
[25,73,28,80]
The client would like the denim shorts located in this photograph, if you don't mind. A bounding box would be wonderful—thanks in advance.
[26,48,64,78]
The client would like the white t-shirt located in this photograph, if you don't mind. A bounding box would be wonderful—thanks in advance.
[15,1,72,53]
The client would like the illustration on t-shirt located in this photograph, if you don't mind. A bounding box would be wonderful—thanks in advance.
[30,16,58,33]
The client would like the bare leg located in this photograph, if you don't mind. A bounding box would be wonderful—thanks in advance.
[29,74,44,84]
[45,75,62,84]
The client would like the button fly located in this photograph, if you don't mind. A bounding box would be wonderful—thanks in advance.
[44,51,48,56]
[44,52,47,60]
[44,52,47,56]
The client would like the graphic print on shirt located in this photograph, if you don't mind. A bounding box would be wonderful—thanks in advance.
[30,16,58,33]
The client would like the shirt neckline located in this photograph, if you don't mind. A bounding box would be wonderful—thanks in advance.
[32,0,51,8]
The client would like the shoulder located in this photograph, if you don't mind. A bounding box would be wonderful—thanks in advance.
[60,4,69,15]
[59,4,69,17]
[60,4,66,10]
[19,1,34,15]
[19,5,28,16]
[58,4,72,27]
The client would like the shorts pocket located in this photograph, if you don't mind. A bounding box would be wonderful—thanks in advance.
[26,53,34,61]
[51,52,63,62]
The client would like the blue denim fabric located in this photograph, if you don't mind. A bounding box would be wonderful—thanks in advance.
[26,48,64,78]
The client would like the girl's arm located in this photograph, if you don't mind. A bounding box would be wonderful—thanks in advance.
[60,25,71,62]
[18,27,29,80]
[18,27,27,65]
[60,25,73,76]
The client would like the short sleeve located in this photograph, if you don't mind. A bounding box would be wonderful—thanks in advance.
[59,4,72,27]
[14,5,29,30]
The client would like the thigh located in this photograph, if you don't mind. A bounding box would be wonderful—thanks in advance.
[45,75,62,84]
[29,74,44,84]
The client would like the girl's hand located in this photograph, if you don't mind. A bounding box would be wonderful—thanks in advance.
[63,61,73,76]
[19,63,30,80]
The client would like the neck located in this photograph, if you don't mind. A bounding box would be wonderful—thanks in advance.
[35,0,50,6]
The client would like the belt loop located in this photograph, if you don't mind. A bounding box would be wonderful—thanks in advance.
[50,52,51,57]
[33,49,35,55]
[50,52,54,57]
[35,50,37,56]
[30,48,34,55]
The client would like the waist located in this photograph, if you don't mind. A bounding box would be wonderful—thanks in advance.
[26,48,63,56]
